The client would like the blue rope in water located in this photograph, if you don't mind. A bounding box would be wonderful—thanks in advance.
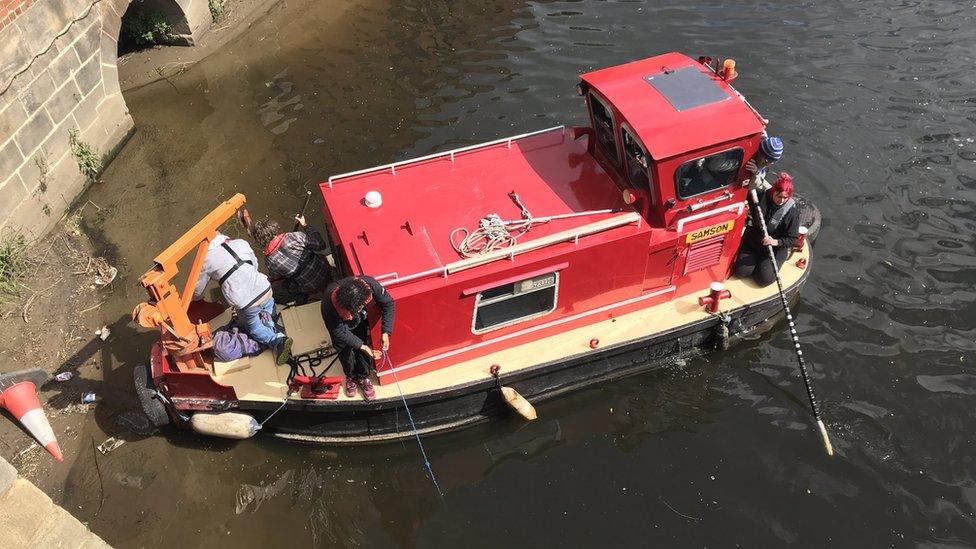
[382,351,444,498]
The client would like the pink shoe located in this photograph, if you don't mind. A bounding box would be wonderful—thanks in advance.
[359,378,376,401]
[344,378,358,398]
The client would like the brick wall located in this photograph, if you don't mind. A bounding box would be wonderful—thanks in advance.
[0,0,211,239]
[0,0,37,33]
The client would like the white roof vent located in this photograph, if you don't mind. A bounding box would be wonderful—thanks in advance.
[364,190,382,208]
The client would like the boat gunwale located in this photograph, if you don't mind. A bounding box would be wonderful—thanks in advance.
[235,261,810,414]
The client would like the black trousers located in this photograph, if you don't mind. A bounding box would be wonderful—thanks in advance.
[271,279,310,306]
[733,245,790,287]
[336,321,372,380]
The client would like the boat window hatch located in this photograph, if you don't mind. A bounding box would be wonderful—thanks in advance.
[674,148,743,200]
[589,93,620,166]
[621,126,650,189]
[472,272,559,334]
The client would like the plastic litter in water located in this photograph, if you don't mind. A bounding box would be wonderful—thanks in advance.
[82,392,97,404]
[54,372,73,382]
[97,437,124,455]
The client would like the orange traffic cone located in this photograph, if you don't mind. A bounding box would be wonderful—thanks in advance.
[0,381,63,462]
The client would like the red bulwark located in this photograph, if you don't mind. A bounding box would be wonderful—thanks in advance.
[321,128,628,285]
[581,52,765,160]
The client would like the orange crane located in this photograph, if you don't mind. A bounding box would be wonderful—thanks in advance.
[132,194,247,372]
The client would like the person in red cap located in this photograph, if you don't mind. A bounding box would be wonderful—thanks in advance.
[733,172,800,287]
[320,276,396,400]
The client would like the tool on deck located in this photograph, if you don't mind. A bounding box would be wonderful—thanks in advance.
[749,188,834,457]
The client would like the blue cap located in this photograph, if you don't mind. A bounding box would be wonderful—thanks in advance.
[760,136,784,161]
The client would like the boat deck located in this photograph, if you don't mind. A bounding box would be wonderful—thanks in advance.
[211,244,811,404]
[321,126,630,281]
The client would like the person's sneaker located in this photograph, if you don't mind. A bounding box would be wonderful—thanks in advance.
[359,378,376,401]
[344,378,358,398]
[274,337,293,365]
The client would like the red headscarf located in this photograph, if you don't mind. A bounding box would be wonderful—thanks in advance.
[772,172,794,197]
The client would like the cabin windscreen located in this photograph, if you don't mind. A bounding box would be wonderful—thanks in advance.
[589,94,620,166]
[473,272,559,334]
[674,148,743,200]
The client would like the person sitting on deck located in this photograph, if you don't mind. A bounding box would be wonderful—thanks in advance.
[320,276,395,401]
[192,232,293,365]
[251,215,332,305]
[733,173,800,287]
[743,135,784,191]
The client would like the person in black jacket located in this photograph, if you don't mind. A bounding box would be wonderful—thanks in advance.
[321,276,395,400]
[733,172,800,287]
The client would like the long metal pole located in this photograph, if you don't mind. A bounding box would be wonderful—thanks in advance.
[293,190,313,231]
[749,189,834,457]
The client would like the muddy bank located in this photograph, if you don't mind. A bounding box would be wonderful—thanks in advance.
[0,0,288,502]
[0,220,139,497]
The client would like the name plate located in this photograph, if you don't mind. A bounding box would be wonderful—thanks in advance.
[686,220,734,244]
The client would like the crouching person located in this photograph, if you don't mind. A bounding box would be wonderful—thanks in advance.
[252,215,332,305]
[193,232,293,364]
[733,173,800,287]
[320,276,395,401]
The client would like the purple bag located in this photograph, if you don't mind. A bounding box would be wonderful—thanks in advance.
[213,325,262,362]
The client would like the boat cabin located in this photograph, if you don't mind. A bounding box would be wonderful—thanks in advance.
[320,52,767,384]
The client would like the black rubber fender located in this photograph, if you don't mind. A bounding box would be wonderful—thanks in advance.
[793,194,822,244]
[133,362,170,427]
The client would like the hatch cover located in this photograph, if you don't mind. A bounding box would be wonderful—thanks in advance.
[645,67,730,112]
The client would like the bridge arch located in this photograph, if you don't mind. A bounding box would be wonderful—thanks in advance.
[0,0,211,237]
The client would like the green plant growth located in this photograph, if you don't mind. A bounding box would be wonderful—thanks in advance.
[209,0,225,22]
[121,8,174,47]
[68,129,101,182]
[0,234,30,298]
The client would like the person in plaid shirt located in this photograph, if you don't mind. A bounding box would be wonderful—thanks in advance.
[252,215,332,304]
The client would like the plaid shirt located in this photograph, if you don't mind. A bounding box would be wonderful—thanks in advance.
[264,230,330,294]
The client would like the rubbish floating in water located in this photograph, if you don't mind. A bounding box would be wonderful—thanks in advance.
[82,392,97,404]
[95,326,110,340]
[235,470,293,514]
[54,372,73,382]
[97,436,124,455]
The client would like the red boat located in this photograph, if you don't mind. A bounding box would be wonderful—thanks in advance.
[132,52,820,442]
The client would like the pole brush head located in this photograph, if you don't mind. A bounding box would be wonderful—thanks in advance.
[818,419,834,457]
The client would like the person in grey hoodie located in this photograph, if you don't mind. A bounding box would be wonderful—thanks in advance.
[193,232,293,364]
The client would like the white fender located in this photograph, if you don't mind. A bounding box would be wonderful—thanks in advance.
[500,386,537,421]
[190,412,260,439]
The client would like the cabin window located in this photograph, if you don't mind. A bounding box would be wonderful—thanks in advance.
[674,148,743,200]
[622,127,650,188]
[472,272,559,333]
[589,94,620,165]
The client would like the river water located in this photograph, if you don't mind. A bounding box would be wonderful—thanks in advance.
[64,0,976,546]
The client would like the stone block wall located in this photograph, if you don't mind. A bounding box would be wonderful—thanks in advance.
[0,0,211,239]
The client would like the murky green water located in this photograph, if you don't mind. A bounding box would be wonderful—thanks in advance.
[63,0,976,546]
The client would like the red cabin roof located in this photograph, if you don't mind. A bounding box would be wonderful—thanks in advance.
[321,128,630,284]
[580,52,765,160]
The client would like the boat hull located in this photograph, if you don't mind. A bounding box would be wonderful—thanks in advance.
[249,265,808,443]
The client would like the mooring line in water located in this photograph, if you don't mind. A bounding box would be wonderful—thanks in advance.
[381,351,445,498]
[748,188,834,457]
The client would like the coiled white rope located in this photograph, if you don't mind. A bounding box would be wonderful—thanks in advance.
[449,214,542,258]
